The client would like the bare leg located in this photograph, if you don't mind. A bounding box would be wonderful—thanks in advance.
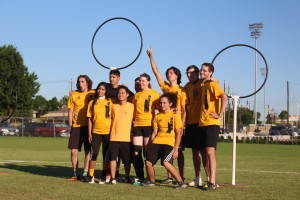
[83,150,90,172]
[110,160,117,178]
[206,147,216,183]
[145,161,155,182]
[192,149,201,177]
[200,149,210,180]
[71,149,79,172]
[177,151,184,179]
[163,162,182,183]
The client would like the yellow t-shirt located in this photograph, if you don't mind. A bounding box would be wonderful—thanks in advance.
[87,98,112,135]
[184,79,203,124]
[68,90,95,127]
[152,110,183,147]
[198,81,225,126]
[160,80,188,110]
[132,89,160,127]
[110,102,134,142]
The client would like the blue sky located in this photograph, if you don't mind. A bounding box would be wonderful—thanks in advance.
[1,0,300,120]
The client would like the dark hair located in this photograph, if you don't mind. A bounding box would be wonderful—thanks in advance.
[139,73,152,89]
[135,77,140,82]
[91,82,108,111]
[109,69,120,77]
[160,92,177,108]
[202,63,214,74]
[186,65,199,74]
[76,75,93,91]
[118,85,129,94]
[166,66,182,85]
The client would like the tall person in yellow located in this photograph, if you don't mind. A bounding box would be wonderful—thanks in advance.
[143,93,187,189]
[147,45,188,183]
[86,82,112,184]
[67,75,95,181]
[131,73,160,185]
[109,86,134,184]
[198,63,227,190]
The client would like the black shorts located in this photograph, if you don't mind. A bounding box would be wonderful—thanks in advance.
[68,126,91,152]
[199,125,219,150]
[91,133,110,161]
[132,126,152,137]
[183,123,201,149]
[146,143,174,166]
[109,141,131,164]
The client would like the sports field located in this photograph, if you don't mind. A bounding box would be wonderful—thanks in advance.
[0,137,299,200]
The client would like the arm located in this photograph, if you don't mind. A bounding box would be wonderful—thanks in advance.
[150,129,158,142]
[209,93,228,119]
[181,105,186,129]
[68,108,73,127]
[173,128,183,159]
[210,77,219,84]
[146,45,164,86]
[88,117,92,143]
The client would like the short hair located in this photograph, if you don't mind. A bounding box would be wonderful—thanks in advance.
[166,66,182,85]
[109,69,120,77]
[160,93,177,108]
[118,85,129,94]
[202,63,214,74]
[76,75,93,91]
[186,65,199,74]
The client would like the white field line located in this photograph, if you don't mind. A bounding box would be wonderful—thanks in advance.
[1,160,300,175]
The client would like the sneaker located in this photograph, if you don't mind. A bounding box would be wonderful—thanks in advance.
[189,177,203,187]
[202,182,218,190]
[80,175,89,182]
[110,178,117,185]
[132,178,144,186]
[118,177,132,183]
[175,182,188,189]
[66,176,78,181]
[98,179,105,184]
[105,174,111,183]
[142,180,156,187]
[88,176,95,184]
[160,178,173,185]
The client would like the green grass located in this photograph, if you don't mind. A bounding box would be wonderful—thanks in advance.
[0,137,299,200]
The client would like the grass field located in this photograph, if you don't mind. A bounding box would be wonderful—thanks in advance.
[0,137,299,200]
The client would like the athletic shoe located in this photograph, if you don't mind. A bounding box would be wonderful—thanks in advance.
[80,175,89,182]
[110,178,117,185]
[66,176,78,181]
[118,177,131,183]
[202,182,219,191]
[88,176,95,184]
[189,177,203,187]
[105,174,111,183]
[142,180,156,187]
[160,178,173,185]
[98,179,105,184]
[132,178,144,186]
[175,182,188,189]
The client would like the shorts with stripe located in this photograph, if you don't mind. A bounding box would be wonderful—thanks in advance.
[90,133,110,161]
[68,126,91,152]
[132,126,152,137]
[198,125,219,150]
[108,141,131,164]
[183,123,201,149]
[146,143,174,166]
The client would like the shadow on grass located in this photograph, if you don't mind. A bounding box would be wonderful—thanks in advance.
[0,163,104,179]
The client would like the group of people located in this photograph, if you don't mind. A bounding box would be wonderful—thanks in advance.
[66,46,228,190]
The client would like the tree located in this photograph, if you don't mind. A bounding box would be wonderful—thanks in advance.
[278,110,288,120]
[0,45,40,117]
[48,97,61,111]
[32,95,48,115]
[60,95,69,106]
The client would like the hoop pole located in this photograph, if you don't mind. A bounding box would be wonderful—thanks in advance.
[232,95,239,185]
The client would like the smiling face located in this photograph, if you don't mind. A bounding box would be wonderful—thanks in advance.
[139,76,150,91]
[109,74,120,87]
[118,88,129,103]
[97,85,106,97]
[200,65,213,81]
[159,97,172,113]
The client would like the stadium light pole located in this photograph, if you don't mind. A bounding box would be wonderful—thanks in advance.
[260,67,267,125]
[249,22,264,126]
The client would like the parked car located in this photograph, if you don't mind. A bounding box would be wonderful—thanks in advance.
[35,122,71,137]
[268,126,292,141]
[0,121,20,136]
[20,122,47,136]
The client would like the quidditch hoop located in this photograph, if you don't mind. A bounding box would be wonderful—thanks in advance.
[91,17,143,70]
[212,44,268,99]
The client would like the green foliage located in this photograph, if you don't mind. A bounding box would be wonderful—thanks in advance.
[227,107,261,125]
[0,45,40,116]
[278,110,288,119]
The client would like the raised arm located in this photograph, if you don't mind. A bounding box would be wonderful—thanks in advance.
[146,45,164,86]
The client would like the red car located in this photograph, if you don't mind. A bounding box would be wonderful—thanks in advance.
[35,122,71,137]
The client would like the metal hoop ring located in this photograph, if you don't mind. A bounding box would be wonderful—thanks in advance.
[91,17,143,70]
[212,44,268,99]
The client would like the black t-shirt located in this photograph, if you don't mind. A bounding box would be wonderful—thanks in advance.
[106,84,134,103]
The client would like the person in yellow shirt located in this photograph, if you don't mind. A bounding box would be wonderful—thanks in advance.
[67,75,94,181]
[198,63,227,190]
[86,82,112,184]
[143,93,187,189]
[131,73,160,185]
[109,86,134,184]
[146,45,187,183]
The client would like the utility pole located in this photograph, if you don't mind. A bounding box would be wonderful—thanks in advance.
[287,81,289,125]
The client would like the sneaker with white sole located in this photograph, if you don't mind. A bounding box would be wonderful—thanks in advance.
[160,178,173,185]
[142,180,156,187]
[189,177,202,187]
[110,178,117,185]
[88,176,95,184]
[105,174,111,183]
[175,182,188,189]
[98,179,105,184]
[132,178,144,186]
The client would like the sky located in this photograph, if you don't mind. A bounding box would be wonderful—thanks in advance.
[1,0,300,121]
